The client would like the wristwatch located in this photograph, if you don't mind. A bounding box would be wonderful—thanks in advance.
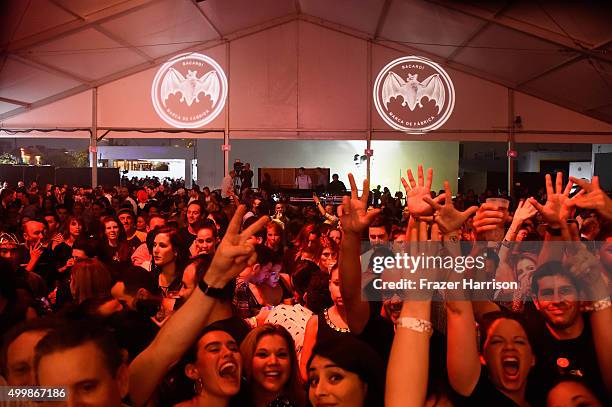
[198,279,231,299]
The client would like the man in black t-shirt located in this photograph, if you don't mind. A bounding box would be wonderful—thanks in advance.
[527,262,610,404]
[178,201,204,248]
[327,174,346,194]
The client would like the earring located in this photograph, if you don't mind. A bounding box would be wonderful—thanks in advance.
[194,377,204,395]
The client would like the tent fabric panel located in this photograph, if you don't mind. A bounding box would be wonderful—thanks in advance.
[379,0,481,59]
[96,44,227,128]
[0,101,21,115]
[229,21,298,130]
[198,0,295,35]
[522,59,612,112]
[26,28,148,81]
[504,1,612,46]
[56,0,130,18]
[0,58,83,103]
[99,0,220,59]
[451,24,575,85]
[9,0,76,43]
[300,0,386,35]
[514,92,612,133]
[1,90,91,127]
[297,21,368,130]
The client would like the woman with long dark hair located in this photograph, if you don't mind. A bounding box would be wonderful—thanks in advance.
[55,216,85,274]
[151,226,190,297]
[98,215,131,266]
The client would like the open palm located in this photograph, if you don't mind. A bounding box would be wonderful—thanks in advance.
[423,181,478,233]
[528,172,574,227]
[402,165,434,216]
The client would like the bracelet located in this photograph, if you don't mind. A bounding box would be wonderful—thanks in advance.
[395,317,433,336]
[583,297,612,312]
[547,226,563,236]
[444,234,458,243]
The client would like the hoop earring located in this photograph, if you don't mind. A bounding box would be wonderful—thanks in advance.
[194,377,204,395]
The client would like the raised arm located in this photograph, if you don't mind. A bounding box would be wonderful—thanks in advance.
[312,193,327,217]
[338,174,380,334]
[129,206,268,407]
[566,238,612,394]
[386,219,433,407]
[386,299,432,407]
[446,296,480,396]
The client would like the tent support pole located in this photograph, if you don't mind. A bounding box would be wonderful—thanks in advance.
[507,89,514,199]
[366,40,372,184]
[91,87,98,188]
[224,41,230,178]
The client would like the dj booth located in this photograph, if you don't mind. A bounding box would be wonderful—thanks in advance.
[270,188,347,206]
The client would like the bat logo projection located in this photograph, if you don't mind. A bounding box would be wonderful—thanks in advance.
[382,72,445,113]
[161,69,220,108]
[151,53,227,128]
[374,56,455,134]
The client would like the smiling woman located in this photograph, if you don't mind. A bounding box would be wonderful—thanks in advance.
[171,324,243,407]
[240,324,305,407]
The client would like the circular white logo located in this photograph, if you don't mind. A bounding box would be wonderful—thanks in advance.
[373,56,455,134]
[151,53,227,128]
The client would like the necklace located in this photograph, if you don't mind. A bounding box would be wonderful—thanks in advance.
[324,308,350,333]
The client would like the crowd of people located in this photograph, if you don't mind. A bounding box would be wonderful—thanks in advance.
[0,165,610,407]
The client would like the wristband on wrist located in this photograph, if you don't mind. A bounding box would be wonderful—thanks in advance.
[198,279,232,300]
[582,297,611,312]
[395,317,433,336]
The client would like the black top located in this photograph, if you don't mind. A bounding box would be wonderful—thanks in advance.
[22,244,57,289]
[454,370,522,407]
[316,309,350,345]
[178,227,196,248]
[525,308,609,405]
[241,169,254,189]
[327,180,346,194]
[356,302,395,366]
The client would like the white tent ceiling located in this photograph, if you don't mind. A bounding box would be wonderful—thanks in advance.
[0,0,611,123]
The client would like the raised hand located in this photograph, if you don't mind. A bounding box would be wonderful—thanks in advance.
[512,199,537,224]
[401,165,434,217]
[528,172,574,227]
[567,176,612,221]
[206,205,269,286]
[423,181,478,234]
[338,173,381,235]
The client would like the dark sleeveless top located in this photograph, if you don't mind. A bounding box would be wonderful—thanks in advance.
[316,308,350,345]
